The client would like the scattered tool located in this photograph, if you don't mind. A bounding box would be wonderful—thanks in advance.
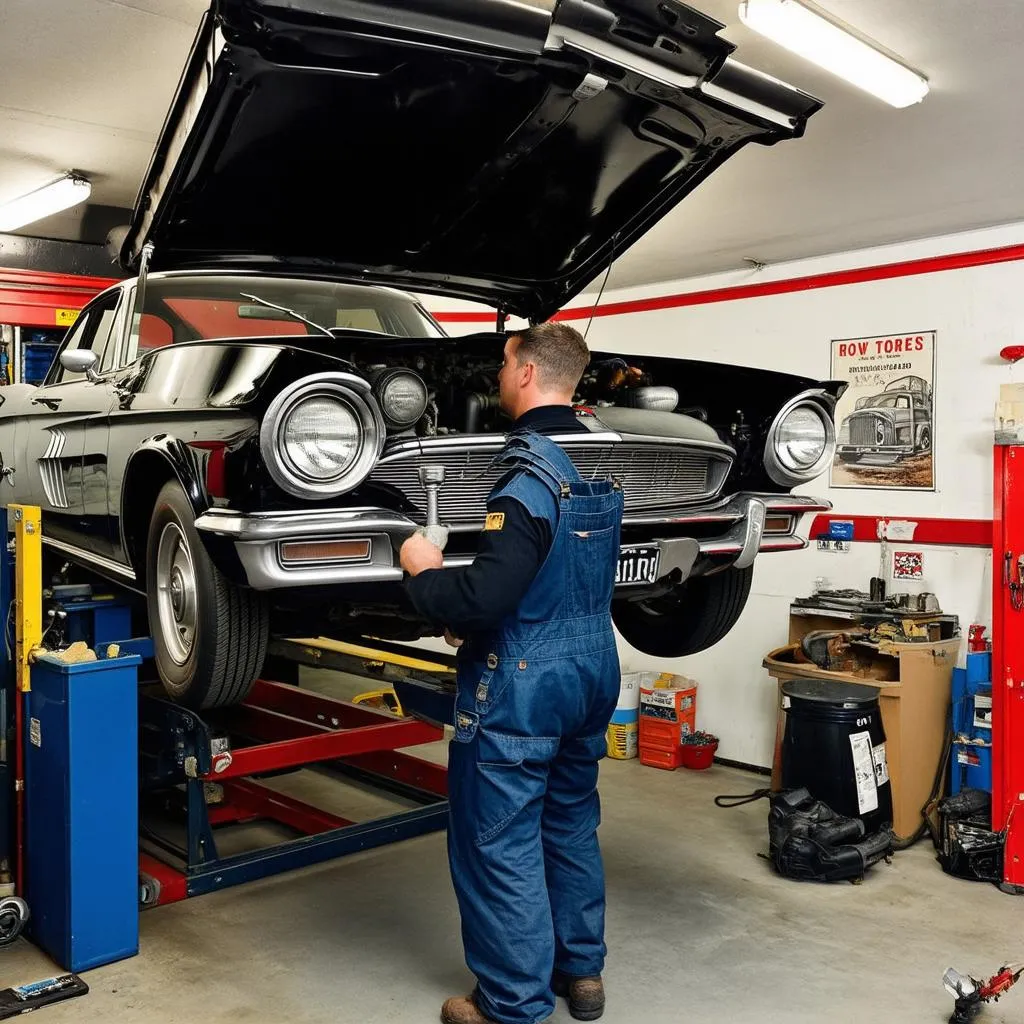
[943,962,1024,1023]
[0,974,88,1019]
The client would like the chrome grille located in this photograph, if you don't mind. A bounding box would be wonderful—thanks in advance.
[369,440,731,525]
[851,416,884,446]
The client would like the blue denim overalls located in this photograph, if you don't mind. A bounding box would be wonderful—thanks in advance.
[447,429,624,1024]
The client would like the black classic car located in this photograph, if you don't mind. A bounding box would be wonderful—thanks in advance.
[0,0,842,708]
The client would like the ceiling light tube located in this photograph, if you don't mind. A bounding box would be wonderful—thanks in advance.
[738,0,929,108]
[0,174,92,232]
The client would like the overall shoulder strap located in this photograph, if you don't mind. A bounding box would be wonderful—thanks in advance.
[491,429,581,497]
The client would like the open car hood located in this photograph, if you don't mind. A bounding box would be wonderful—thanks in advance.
[120,0,822,322]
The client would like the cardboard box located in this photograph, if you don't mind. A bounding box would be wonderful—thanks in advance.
[764,638,959,839]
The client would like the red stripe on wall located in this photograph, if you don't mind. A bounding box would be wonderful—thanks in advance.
[809,514,993,549]
[433,241,1024,323]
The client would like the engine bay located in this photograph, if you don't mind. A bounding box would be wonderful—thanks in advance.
[334,333,691,439]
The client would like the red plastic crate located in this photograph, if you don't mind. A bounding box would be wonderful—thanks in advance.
[638,745,683,771]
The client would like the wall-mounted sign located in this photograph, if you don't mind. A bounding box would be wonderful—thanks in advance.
[830,331,936,491]
[893,550,924,580]
[55,308,80,327]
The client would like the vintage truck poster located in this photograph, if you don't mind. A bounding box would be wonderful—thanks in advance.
[830,331,936,491]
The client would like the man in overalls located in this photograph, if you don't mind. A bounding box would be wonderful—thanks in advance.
[401,323,624,1024]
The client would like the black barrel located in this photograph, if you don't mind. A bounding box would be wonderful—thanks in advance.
[780,678,893,835]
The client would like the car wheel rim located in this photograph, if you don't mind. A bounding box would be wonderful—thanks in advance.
[156,522,197,665]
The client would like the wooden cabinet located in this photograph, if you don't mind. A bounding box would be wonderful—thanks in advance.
[764,628,960,839]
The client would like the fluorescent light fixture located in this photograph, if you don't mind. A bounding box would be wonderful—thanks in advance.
[0,174,92,232]
[738,0,929,108]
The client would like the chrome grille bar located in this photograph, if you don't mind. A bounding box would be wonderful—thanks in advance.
[368,438,732,525]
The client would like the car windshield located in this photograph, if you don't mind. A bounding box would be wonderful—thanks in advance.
[863,395,907,409]
[134,274,443,349]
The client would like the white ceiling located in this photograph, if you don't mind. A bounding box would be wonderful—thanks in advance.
[1,0,1023,291]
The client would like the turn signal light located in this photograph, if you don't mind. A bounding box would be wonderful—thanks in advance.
[280,539,371,563]
[764,515,795,535]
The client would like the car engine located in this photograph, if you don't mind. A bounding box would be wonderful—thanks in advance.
[336,334,692,440]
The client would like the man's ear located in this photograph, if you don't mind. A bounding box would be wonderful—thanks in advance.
[520,359,535,387]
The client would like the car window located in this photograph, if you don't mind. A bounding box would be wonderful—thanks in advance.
[45,312,94,385]
[45,290,122,385]
[895,396,910,409]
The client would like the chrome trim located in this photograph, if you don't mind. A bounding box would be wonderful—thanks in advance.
[655,537,700,580]
[764,391,837,488]
[42,537,137,582]
[259,372,385,499]
[197,488,825,590]
[376,429,734,462]
[39,428,69,510]
[377,430,625,460]
[195,506,416,541]
[733,499,766,570]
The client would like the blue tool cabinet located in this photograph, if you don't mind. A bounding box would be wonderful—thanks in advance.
[951,651,992,795]
[24,651,141,971]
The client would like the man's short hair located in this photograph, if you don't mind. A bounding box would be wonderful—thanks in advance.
[511,322,590,394]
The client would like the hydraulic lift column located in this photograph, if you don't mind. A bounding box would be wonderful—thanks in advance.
[992,443,1024,891]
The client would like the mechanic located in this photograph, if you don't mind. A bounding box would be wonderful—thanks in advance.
[400,322,625,1024]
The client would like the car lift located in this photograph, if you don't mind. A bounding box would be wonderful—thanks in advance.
[993,441,1024,893]
[3,506,456,911]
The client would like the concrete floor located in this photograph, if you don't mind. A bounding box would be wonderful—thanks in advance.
[2,676,1020,1023]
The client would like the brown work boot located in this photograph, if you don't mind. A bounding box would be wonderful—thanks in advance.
[552,972,605,1021]
[440,995,499,1024]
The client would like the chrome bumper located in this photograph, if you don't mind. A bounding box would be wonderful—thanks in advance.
[194,494,830,591]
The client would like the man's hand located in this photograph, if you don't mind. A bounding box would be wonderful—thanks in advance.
[444,629,464,648]
[400,531,444,576]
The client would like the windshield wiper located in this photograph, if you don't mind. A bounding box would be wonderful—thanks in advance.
[239,292,334,339]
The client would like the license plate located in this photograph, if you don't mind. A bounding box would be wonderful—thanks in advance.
[616,545,661,586]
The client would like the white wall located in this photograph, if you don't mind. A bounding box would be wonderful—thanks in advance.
[420,221,1024,768]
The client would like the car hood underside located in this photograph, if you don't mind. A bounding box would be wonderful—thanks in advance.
[120,0,821,322]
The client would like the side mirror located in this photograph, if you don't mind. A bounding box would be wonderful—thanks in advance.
[59,349,100,382]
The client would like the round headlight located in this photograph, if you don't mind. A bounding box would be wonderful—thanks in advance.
[776,406,827,471]
[260,373,384,498]
[281,396,361,480]
[764,394,835,487]
[375,369,428,428]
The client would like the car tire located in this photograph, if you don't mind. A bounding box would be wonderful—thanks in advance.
[918,427,931,452]
[612,565,754,658]
[146,479,269,709]
[839,453,863,464]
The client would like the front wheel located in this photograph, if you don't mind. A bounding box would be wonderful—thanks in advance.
[612,565,753,658]
[146,479,269,709]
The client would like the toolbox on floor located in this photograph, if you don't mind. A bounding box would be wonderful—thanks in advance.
[638,673,698,770]
[24,651,141,971]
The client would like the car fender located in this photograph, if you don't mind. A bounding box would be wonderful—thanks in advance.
[119,436,209,568]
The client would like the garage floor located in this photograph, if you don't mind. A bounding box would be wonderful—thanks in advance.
[3,672,1020,1023]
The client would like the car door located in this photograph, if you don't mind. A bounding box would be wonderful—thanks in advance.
[15,286,126,557]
